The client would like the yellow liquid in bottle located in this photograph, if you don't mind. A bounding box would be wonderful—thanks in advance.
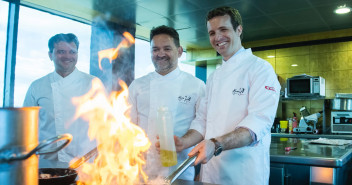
[160,150,177,167]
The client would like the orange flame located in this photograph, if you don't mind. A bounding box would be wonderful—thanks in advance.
[72,79,151,185]
[98,32,135,70]
[72,32,151,185]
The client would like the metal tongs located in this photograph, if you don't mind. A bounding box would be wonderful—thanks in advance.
[69,146,98,169]
[164,155,197,184]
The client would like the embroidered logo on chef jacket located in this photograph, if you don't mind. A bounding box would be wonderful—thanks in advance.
[232,88,245,96]
[178,95,192,104]
[265,86,276,92]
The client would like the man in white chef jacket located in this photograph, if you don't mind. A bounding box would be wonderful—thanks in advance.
[171,7,281,185]
[23,33,99,163]
[128,25,205,180]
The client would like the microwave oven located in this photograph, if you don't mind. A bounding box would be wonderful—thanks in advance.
[287,75,325,97]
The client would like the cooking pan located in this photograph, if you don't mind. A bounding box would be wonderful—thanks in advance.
[39,168,77,185]
[39,146,98,185]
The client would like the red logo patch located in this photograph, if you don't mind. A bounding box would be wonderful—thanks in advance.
[265,86,276,92]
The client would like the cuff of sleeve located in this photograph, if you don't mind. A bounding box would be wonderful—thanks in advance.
[237,126,258,146]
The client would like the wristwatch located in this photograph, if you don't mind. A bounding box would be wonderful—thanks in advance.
[210,138,223,156]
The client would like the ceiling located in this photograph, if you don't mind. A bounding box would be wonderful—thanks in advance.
[21,0,352,50]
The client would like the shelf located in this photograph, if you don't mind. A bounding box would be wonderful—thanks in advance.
[281,96,326,101]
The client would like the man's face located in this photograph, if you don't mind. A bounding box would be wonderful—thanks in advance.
[207,14,242,61]
[48,41,78,77]
[151,34,182,75]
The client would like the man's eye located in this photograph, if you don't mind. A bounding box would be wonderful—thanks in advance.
[70,51,77,54]
[57,50,65,54]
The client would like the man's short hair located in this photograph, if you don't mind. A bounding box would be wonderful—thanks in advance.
[150,25,180,47]
[48,33,79,52]
[206,6,243,40]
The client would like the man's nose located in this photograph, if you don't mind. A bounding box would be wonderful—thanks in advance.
[215,32,223,41]
[157,50,166,57]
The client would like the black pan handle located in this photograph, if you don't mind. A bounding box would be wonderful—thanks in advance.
[0,134,72,162]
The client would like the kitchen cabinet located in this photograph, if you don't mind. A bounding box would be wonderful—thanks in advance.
[269,136,352,185]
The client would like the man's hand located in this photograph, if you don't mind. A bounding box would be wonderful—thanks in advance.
[188,139,215,165]
[155,135,185,153]
[155,129,203,154]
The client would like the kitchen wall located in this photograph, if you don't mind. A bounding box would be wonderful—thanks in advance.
[186,28,352,132]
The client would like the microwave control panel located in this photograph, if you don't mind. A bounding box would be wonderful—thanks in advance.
[331,111,352,133]
[312,79,320,93]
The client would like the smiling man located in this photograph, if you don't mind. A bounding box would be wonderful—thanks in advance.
[24,33,101,163]
[172,6,281,185]
[128,25,205,180]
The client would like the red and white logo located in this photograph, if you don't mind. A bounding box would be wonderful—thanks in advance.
[265,86,276,92]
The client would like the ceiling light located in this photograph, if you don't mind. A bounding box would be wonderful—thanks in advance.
[267,55,275,58]
[291,64,298,67]
[335,5,351,14]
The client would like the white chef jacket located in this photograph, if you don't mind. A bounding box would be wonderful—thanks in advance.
[128,67,205,180]
[190,48,281,185]
[23,68,99,163]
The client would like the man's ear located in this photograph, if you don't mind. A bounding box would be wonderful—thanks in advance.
[236,25,243,37]
[48,51,53,61]
[178,46,183,57]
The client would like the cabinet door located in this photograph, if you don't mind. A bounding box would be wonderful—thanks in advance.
[270,166,284,185]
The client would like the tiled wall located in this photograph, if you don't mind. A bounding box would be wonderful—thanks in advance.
[253,41,352,99]
[252,40,352,131]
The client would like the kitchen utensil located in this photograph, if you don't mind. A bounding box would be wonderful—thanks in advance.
[39,168,77,185]
[0,107,72,185]
[39,146,98,185]
[165,155,197,184]
[69,146,98,169]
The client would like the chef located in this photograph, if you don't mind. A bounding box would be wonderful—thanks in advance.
[23,33,100,163]
[172,6,281,185]
[128,25,205,180]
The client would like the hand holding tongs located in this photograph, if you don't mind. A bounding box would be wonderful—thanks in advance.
[164,154,197,184]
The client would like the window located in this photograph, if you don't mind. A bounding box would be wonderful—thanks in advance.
[0,0,9,107]
[14,6,91,107]
[134,38,195,78]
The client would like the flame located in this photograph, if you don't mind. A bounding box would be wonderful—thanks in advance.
[72,31,151,185]
[72,79,151,185]
[98,32,135,70]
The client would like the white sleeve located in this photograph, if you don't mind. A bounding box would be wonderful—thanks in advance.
[127,81,139,125]
[237,60,281,141]
[189,76,213,137]
[23,84,37,107]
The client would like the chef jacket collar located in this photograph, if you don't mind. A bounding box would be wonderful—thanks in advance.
[152,67,181,81]
[53,67,79,82]
[222,47,245,62]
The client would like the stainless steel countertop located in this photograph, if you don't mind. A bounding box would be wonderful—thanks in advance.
[270,136,352,167]
[272,133,352,139]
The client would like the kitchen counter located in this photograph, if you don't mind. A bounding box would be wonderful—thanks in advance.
[272,133,352,140]
[270,136,352,185]
[271,136,352,167]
